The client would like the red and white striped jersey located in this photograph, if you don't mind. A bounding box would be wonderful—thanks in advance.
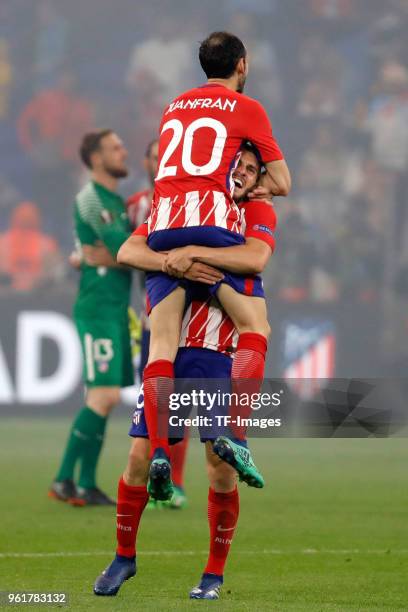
[148,190,241,234]
[149,83,283,234]
[179,297,238,356]
[135,199,277,245]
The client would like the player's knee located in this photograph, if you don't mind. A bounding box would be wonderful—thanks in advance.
[238,322,271,339]
[147,339,178,363]
[86,386,120,415]
[124,439,150,485]
[104,387,121,408]
[148,327,181,363]
[263,323,271,340]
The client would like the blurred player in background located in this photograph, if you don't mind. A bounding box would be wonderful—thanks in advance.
[127,139,158,231]
[120,31,291,502]
[94,144,276,600]
[126,139,157,379]
[49,129,132,506]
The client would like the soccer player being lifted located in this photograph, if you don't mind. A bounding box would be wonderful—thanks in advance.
[94,143,277,600]
[127,139,190,509]
[118,31,291,500]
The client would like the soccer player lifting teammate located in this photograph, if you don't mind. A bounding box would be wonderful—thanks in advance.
[94,143,277,600]
[118,32,291,500]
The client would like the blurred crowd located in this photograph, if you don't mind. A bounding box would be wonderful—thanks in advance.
[0,0,407,361]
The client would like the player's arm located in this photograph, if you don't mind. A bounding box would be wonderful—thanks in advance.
[255,159,291,198]
[117,226,224,284]
[245,100,292,197]
[82,242,121,268]
[118,234,167,271]
[200,237,271,274]
[165,239,270,276]
[78,197,130,258]
[68,243,121,269]
[91,221,129,258]
[164,201,276,277]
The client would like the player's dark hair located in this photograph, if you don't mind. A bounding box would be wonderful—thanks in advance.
[199,31,246,79]
[145,139,158,158]
[79,129,113,169]
[241,140,264,176]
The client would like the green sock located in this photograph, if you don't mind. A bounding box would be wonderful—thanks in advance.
[77,408,107,489]
[55,407,106,487]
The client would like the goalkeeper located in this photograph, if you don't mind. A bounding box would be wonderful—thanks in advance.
[49,129,133,506]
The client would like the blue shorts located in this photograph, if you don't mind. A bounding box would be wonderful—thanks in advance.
[145,226,264,313]
[129,347,246,444]
[148,226,244,251]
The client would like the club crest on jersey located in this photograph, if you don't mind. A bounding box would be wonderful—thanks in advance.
[132,408,143,426]
[100,209,113,224]
[97,361,110,373]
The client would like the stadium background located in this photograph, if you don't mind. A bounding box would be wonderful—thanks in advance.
[1,0,408,412]
[1,3,408,610]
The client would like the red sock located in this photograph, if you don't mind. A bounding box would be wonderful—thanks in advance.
[143,360,173,457]
[204,487,239,576]
[230,332,267,440]
[116,477,149,558]
[170,432,189,488]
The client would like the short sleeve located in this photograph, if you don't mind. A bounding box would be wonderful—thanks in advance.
[132,222,148,237]
[242,201,277,251]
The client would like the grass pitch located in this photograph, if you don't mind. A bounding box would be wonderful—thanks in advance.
[0,418,407,611]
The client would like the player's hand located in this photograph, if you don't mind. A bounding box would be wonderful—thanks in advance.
[68,251,82,269]
[163,247,194,276]
[83,243,116,267]
[247,185,274,202]
[184,262,224,285]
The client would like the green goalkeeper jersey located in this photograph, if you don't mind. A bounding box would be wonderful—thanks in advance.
[73,181,132,319]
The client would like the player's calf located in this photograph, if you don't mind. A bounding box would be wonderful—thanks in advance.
[213,437,265,489]
[124,437,150,486]
[206,441,237,492]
